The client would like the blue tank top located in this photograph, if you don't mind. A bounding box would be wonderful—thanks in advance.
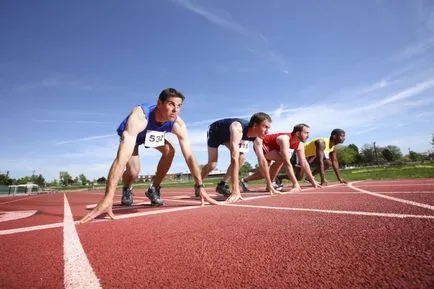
[209,118,256,144]
[117,104,176,145]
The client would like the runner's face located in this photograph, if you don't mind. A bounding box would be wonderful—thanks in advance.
[158,96,183,121]
[299,127,310,142]
[336,133,346,144]
[256,120,271,139]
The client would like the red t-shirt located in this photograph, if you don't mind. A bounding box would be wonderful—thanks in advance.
[262,133,300,154]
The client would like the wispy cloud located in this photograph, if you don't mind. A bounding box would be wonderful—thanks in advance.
[55,134,117,145]
[171,0,289,74]
[391,38,434,62]
[172,0,246,34]
[33,119,111,125]
[362,78,434,110]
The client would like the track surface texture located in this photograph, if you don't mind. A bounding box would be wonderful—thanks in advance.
[1,179,433,289]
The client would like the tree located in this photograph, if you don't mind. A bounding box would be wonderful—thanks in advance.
[16,176,31,185]
[78,174,89,186]
[48,179,59,187]
[337,146,358,166]
[96,176,107,184]
[360,144,374,164]
[31,174,45,187]
[239,162,253,177]
[59,171,73,186]
[408,150,424,162]
[0,173,13,186]
[432,134,434,148]
[381,146,402,162]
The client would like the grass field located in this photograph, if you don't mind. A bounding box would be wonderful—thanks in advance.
[53,162,434,192]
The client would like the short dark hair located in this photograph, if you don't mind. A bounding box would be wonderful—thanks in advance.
[249,112,272,127]
[292,123,310,133]
[158,88,185,102]
[331,128,345,136]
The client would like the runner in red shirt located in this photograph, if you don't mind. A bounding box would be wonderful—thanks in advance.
[241,123,320,193]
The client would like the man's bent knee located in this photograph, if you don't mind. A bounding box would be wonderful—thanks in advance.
[125,168,140,180]
[207,162,217,171]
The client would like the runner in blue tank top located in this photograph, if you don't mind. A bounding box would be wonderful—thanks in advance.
[199,113,272,203]
[81,88,220,223]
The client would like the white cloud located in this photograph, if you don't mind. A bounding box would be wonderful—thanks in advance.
[55,134,117,145]
[33,119,111,125]
[171,0,289,74]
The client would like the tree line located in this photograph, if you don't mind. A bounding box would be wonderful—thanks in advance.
[336,143,433,167]
[0,170,108,187]
[1,137,433,187]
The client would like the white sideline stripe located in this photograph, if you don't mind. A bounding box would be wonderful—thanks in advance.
[355,183,434,187]
[63,194,101,289]
[357,180,434,185]
[0,205,204,235]
[0,222,63,235]
[115,205,201,219]
[348,182,434,211]
[0,194,43,205]
[226,204,434,219]
[167,199,201,204]
[85,201,148,210]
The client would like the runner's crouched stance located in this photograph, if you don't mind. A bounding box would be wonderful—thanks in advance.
[242,123,320,192]
[199,113,272,203]
[80,88,219,224]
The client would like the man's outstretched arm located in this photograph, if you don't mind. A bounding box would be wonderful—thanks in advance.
[314,139,327,185]
[172,118,220,206]
[80,106,146,223]
[330,150,346,183]
[296,144,320,188]
[253,138,280,195]
[276,135,300,192]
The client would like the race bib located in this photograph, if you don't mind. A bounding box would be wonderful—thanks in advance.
[239,140,249,153]
[288,148,294,158]
[144,130,166,147]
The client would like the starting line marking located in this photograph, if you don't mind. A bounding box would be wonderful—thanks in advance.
[63,194,101,289]
[1,182,433,236]
[0,194,44,205]
[226,203,434,219]
[348,182,434,211]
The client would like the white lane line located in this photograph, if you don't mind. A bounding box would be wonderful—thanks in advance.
[114,205,201,219]
[0,194,44,205]
[166,199,201,204]
[226,203,434,219]
[63,194,101,289]
[356,180,434,185]
[0,222,63,235]
[348,182,434,211]
[0,204,206,235]
[355,183,434,187]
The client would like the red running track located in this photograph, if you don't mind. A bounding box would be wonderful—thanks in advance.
[0,179,433,289]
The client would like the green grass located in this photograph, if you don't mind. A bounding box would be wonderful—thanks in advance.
[334,163,434,181]
[53,163,434,192]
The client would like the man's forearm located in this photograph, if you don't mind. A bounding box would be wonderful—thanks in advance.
[318,159,326,182]
[185,155,202,184]
[332,161,341,181]
[259,158,273,187]
[283,162,297,186]
[230,154,239,189]
[301,159,315,183]
[105,160,123,197]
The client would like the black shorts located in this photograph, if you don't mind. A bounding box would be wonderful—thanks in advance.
[207,127,223,148]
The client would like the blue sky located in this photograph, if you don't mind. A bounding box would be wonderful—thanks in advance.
[1,0,433,181]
